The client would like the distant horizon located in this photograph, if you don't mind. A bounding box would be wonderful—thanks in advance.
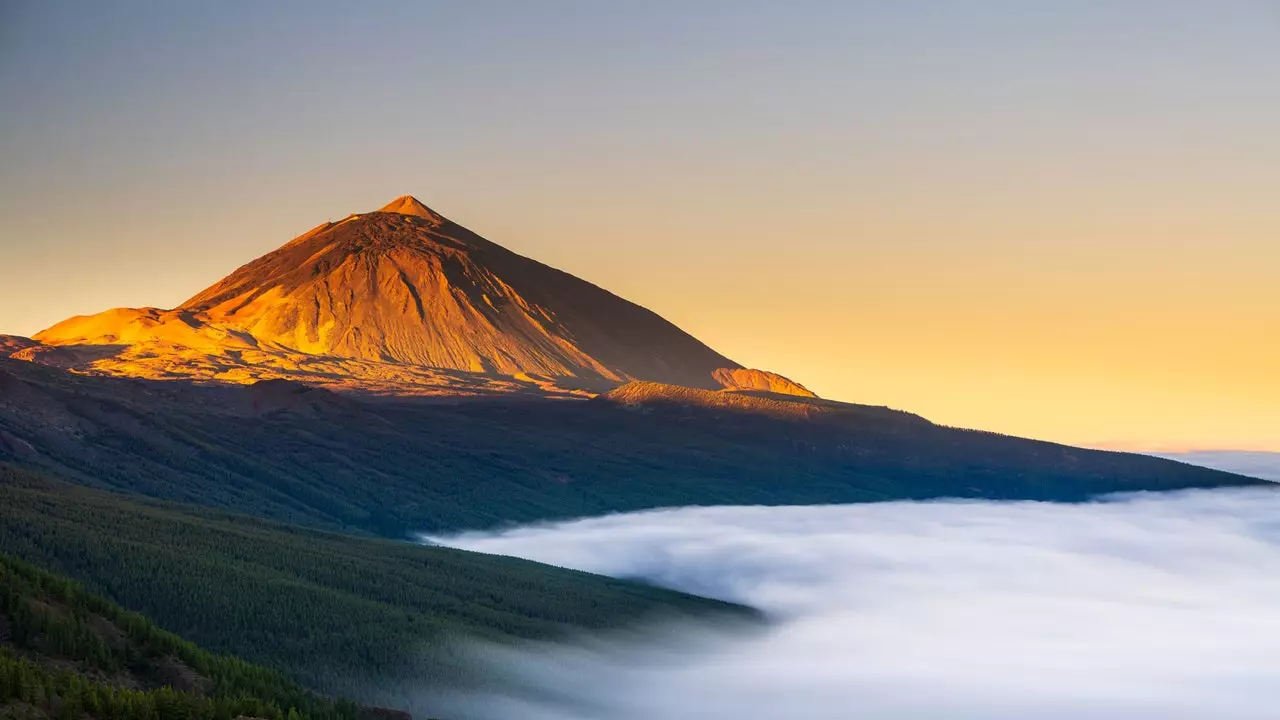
[3,1,1276,451]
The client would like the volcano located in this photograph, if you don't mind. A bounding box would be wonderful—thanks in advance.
[27,196,806,397]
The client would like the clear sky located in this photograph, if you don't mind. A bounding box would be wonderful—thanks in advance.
[1,1,1277,451]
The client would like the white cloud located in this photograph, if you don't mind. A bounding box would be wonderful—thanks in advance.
[425,487,1280,719]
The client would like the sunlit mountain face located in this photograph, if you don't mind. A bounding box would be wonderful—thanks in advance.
[19,196,808,399]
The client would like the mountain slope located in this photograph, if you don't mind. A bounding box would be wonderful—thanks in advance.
[0,550,365,720]
[0,465,754,696]
[32,196,755,394]
[0,359,1264,539]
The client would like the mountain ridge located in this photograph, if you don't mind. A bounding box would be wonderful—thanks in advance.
[0,356,1264,540]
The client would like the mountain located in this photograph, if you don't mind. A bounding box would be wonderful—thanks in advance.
[0,358,1263,539]
[29,196,804,397]
[1,193,1268,537]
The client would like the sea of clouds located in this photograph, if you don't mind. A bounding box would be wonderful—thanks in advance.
[424,469,1280,719]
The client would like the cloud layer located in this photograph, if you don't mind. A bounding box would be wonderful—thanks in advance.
[427,487,1280,719]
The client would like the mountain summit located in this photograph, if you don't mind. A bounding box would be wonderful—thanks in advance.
[377,194,446,223]
[29,195,806,397]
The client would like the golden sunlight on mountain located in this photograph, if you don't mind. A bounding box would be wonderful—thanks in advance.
[605,381,908,423]
[25,196,809,399]
[712,368,817,398]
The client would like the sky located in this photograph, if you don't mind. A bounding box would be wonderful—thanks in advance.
[1,1,1276,450]
[424,486,1280,719]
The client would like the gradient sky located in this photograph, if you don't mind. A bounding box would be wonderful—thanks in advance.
[1,1,1277,451]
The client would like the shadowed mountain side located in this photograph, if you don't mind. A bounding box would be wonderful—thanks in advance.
[0,360,1262,538]
[0,335,38,354]
[34,196,742,392]
[2,334,127,369]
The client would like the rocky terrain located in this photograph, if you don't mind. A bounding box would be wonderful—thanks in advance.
[23,196,809,399]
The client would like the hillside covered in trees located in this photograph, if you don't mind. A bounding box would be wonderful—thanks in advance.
[0,550,375,720]
[0,465,756,698]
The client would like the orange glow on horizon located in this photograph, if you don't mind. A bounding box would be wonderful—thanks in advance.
[3,3,1276,451]
[4,186,1277,452]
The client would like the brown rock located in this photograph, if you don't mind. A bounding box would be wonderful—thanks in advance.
[35,195,741,395]
[713,367,817,397]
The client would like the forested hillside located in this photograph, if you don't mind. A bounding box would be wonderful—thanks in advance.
[0,466,755,696]
[0,360,1261,539]
[0,551,369,720]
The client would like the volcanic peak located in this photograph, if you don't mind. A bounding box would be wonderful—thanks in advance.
[24,194,817,399]
[377,195,446,225]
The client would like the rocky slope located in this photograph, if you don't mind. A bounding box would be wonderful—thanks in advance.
[712,368,817,397]
[28,196,806,397]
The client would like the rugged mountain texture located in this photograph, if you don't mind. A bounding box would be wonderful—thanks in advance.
[0,335,36,354]
[30,196,795,396]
